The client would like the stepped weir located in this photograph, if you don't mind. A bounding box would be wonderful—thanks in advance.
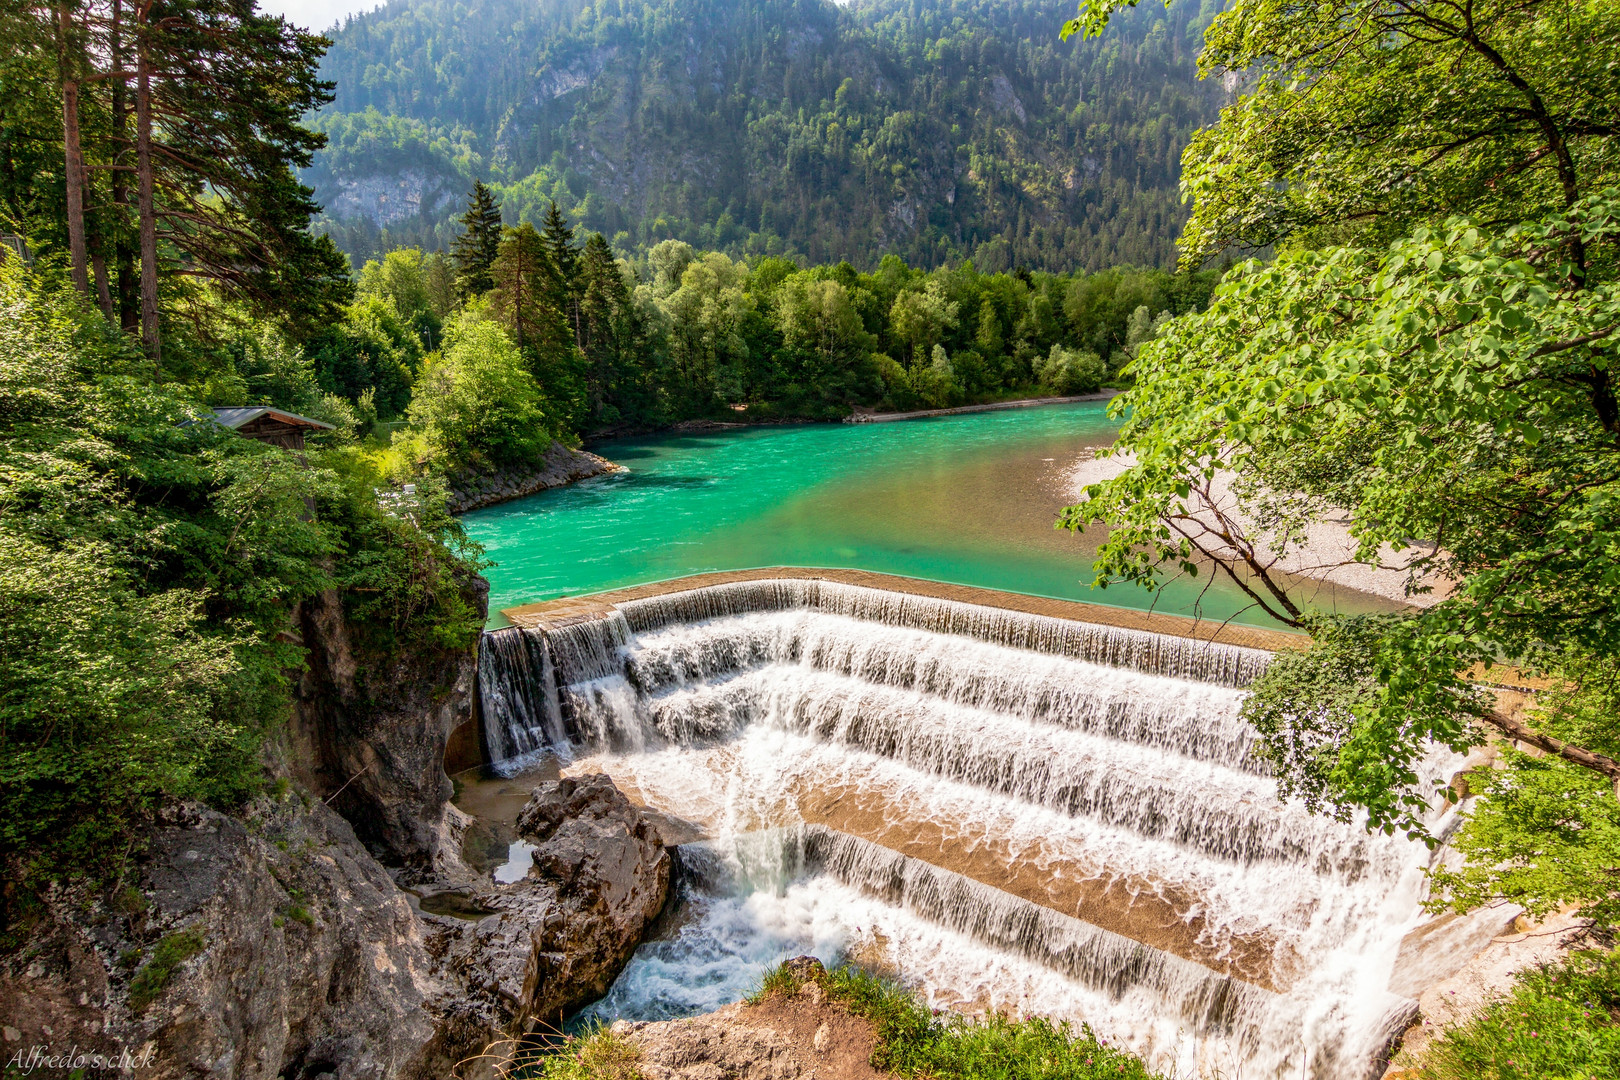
[477,570,1457,1079]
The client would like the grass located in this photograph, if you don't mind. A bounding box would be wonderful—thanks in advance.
[490,1025,643,1080]
[759,961,1167,1080]
[127,928,205,1011]
[1401,949,1620,1080]
[511,960,1166,1080]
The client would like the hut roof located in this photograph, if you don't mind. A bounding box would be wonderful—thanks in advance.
[200,406,335,431]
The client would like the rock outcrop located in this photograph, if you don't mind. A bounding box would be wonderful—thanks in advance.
[434,774,672,1034]
[0,775,670,1079]
[283,572,487,873]
[447,442,623,514]
[0,799,467,1080]
[611,957,889,1080]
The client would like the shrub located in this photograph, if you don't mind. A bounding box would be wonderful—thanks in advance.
[1403,950,1620,1079]
[1034,344,1105,395]
[403,317,553,472]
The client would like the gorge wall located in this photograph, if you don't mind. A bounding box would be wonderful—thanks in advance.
[0,574,670,1080]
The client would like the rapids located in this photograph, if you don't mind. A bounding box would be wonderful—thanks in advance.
[478,580,1457,1079]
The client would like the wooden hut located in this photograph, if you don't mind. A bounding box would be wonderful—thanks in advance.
[203,407,335,451]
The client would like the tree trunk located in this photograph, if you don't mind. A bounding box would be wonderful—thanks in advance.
[1484,709,1620,801]
[136,28,160,361]
[91,241,114,318]
[111,0,138,331]
[58,0,89,295]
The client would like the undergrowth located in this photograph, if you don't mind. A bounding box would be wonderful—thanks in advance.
[1401,949,1620,1080]
[513,960,1165,1080]
[763,961,1166,1080]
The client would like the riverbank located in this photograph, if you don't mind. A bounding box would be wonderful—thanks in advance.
[846,391,1118,423]
[1067,448,1452,608]
[447,441,623,514]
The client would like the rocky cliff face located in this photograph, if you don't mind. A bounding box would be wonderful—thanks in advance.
[0,799,462,1080]
[1,547,671,1080]
[283,573,488,873]
[0,775,671,1080]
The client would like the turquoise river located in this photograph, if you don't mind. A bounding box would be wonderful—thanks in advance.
[462,401,1374,628]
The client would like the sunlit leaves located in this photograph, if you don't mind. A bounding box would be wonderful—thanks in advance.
[1061,192,1620,836]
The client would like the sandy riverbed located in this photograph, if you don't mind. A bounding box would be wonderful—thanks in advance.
[1067,450,1449,609]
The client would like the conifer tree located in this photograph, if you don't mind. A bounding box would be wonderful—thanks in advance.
[489,221,589,434]
[578,231,641,421]
[486,222,547,347]
[450,181,501,300]
[540,200,582,347]
[9,0,348,357]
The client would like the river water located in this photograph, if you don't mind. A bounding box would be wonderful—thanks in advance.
[462,403,1379,627]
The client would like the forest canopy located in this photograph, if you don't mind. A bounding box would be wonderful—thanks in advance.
[306,0,1225,272]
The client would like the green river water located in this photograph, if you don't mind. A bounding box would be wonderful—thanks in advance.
[463,402,1373,629]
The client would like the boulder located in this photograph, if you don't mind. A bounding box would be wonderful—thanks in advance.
[437,774,672,1033]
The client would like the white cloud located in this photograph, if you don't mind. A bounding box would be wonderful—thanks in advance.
[257,0,381,33]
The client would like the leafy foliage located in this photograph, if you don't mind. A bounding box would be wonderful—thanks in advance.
[1399,949,1620,1080]
[0,259,482,892]
[402,317,554,472]
[1069,195,1620,836]
[1429,652,1620,929]
[1060,0,1620,939]
[5,0,354,341]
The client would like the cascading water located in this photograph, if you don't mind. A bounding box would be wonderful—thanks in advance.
[477,581,1456,1079]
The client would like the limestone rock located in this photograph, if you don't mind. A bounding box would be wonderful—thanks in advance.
[617,1005,810,1080]
[0,799,473,1080]
[438,774,671,1033]
[0,777,672,1080]
[283,572,487,873]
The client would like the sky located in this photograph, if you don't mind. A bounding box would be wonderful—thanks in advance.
[258,1,382,32]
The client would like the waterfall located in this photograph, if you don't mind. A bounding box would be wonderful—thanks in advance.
[476,625,564,773]
[477,579,1450,1079]
[791,825,1272,1037]
[619,580,1271,686]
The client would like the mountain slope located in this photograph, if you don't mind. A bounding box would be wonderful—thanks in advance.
[310,0,1225,271]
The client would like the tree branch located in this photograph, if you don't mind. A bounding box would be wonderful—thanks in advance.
[1483,708,1620,800]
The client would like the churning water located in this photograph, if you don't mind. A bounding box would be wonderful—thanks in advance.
[479,580,1457,1079]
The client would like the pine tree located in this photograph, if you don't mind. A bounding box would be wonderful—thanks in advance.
[487,222,547,348]
[9,0,348,357]
[451,181,501,300]
[540,200,581,346]
[578,231,637,422]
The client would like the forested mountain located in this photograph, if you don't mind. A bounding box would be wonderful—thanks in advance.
[309,0,1224,271]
